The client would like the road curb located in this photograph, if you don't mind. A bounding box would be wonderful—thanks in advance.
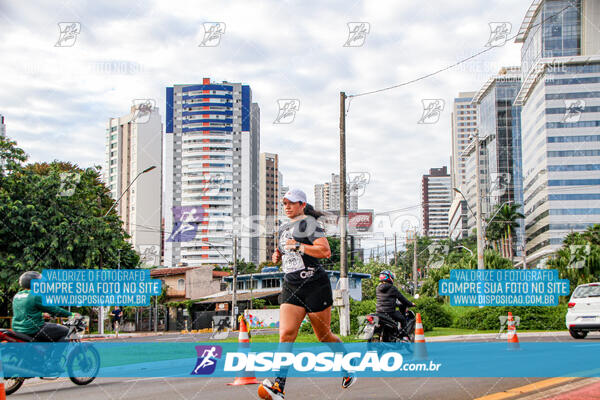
[427,331,569,342]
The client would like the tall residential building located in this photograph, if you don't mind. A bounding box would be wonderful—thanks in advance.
[259,153,279,263]
[278,180,289,225]
[472,66,525,257]
[313,173,358,212]
[448,197,469,240]
[421,166,452,238]
[105,105,162,267]
[462,134,489,234]
[163,78,260,268]
[451,92,478,193]
[314,184,326,211]
[0,114,5,137]
[514,0,600,266]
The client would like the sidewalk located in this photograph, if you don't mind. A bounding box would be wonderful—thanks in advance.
[510,378,600,400]
[83,328,279,340]
[427,331,570,342]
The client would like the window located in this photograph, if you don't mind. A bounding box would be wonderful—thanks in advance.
[262,278,280,289]
[177,279,185,290]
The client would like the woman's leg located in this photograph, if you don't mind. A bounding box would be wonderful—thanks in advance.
[308,307,356,387]
[307,306,340,343]
[275,303,307,390]
[279,303,307,342]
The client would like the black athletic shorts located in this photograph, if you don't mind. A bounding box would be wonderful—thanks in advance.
[279,274,333,313]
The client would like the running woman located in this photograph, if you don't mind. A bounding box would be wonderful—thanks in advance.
[258,188,356,400]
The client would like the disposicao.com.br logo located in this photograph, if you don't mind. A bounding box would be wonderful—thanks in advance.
[191,345,223,375]
[223,351,441,373]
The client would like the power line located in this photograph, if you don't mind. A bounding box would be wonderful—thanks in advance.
[347,4,574,99]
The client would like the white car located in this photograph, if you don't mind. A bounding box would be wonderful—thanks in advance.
[566,282,600,339]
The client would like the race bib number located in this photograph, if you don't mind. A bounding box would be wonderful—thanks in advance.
[280,227,306,274]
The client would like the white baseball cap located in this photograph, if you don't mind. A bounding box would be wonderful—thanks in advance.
[283,188,307,203]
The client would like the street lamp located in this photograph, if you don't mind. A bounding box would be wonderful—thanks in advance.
[103,165,156,217]
[204,238,239,330]
[454,245,474,257]
[99,165,156,335]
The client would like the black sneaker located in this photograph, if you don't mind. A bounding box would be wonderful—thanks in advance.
[258,379,285,400]
[342,374,357,389]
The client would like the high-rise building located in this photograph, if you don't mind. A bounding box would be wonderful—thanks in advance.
[105,105,162,267]
[451,92,478,193]
[279,180,289,225]
[472,66,525,257]
[313,173,358,212]
[462,133,489,234]
[0,114,5,137]
[314,184,326,211]
[422,166,452,238]
[448,197,469,240]
[163,78,260,268]
[259,153,279,263]
[514,0,600,266]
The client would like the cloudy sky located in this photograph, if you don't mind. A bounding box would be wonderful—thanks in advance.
[0,0,531,246]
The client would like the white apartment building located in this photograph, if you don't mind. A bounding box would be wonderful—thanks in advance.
[163,79,260,267]
[105,105,162,267]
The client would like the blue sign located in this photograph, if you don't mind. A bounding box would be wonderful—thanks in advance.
[439,269,570,306]
[31,269,162,306]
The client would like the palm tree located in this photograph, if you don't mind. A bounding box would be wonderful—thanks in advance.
[490,203,525,260]
[484,218,504,254]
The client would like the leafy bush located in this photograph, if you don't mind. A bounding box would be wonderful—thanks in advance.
[252,299,266,309]
[414,296,452,331]
[452,305,568,331]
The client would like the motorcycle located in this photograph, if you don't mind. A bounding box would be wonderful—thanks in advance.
[358,299,417,343]
[0,315,100,395]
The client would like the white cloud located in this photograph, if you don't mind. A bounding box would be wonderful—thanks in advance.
[0,0,532,246]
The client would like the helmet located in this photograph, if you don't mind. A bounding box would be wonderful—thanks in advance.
[379,270,395,284]
[19,271,42,289]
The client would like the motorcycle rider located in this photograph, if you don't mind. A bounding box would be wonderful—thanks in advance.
[12,271,76,342]
[375,270,415,338]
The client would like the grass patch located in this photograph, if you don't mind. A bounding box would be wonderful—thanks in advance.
[220,332,362,343]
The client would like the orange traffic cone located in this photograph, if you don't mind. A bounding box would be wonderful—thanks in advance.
[227,315,259,386]
[414,313,428,360]
[507,312,520,351]
[0,349,6,400]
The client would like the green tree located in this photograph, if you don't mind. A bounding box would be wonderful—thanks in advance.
[489,203,525,259]
[232,259,258,274]
[0,137,139,315]
[547,224,600,294]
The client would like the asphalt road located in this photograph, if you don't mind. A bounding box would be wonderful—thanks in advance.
[9,332,599,400]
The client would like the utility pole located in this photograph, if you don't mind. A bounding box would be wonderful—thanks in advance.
[231,235,238,330]
[350,235,355,271]
[384,237,388,264]
[474,132,485,270]
[412,231,418,296]
[338,91,350,337]
[394,233,398,267]
[154,296,158,332]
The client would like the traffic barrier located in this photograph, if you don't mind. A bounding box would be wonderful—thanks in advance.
[507,312,520,351]
[227,315,259,386]
[414,313,428,360]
